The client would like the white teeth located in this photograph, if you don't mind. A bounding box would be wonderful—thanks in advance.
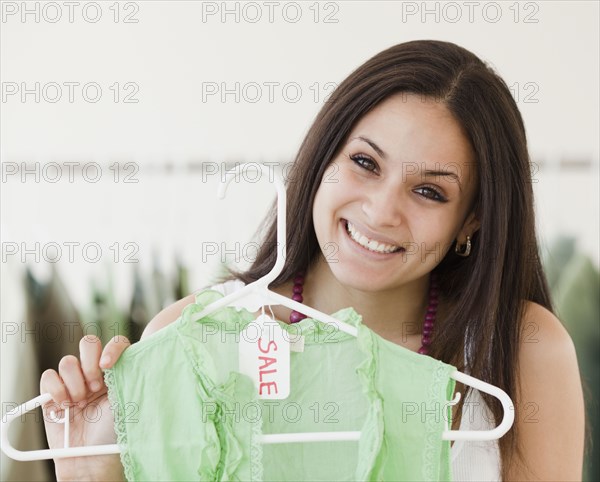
[345,221,401,254]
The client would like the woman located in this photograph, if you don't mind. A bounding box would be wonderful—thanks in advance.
[41,40,585,481]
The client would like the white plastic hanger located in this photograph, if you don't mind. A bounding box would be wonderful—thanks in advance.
[0,162,514,462]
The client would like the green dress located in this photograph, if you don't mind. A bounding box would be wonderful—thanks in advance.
[104,288,457,481]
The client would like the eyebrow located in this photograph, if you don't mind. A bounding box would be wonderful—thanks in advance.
[352,135,387,159]
[350,135,463,192]
[422,170,463,192]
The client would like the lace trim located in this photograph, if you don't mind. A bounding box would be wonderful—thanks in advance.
[354,323,385,481]
[249,405,264,482]
[103,368,135,482]
[422,361,455,481]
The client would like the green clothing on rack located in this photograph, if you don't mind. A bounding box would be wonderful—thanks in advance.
[105,287,457,481]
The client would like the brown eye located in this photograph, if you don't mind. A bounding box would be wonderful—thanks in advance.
[415,186,448,203]
[350,154,377,172]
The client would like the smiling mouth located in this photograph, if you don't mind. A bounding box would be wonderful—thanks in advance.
[343,219,404,254]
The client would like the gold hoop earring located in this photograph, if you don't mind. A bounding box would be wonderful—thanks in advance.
[455,235,471,257]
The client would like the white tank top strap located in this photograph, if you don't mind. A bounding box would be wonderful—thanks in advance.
[450,381,502,481]
[208,279,245,296]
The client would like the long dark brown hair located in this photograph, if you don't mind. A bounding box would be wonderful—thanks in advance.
[218,40,557,478]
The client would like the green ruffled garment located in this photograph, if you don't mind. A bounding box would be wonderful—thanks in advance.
[104,288,457,481]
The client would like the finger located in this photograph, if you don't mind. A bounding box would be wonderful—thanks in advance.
[40,368,69,409]
[79,335,104,392]
[100,335,131,369]
[58,354,87,405]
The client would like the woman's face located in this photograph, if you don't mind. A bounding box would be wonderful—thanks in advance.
[312,92,480,291]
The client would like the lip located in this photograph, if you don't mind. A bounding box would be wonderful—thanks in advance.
[340,219,404,259]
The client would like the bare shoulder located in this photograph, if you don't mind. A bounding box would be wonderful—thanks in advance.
[520,300,574,349]
[518,300,582,403]
[517,301,581,389]
[508,300,585,480]
[141,293,197,340]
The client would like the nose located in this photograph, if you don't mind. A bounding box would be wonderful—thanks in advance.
[361,181,404,228]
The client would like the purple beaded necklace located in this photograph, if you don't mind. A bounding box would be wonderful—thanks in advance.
[289,271,439,355]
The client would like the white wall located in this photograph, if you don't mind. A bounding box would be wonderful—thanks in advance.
[2,0,599,311]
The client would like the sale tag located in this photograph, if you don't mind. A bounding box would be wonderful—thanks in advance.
[239,313,290,399]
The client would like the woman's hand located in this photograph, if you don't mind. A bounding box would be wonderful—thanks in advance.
[39,335,131,482]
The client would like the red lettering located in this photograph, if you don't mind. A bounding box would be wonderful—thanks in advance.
[257,338,280,396]
[259,368,277,383]
[258,337,278,353]
[258,356,277,370]
[259,381,278,395]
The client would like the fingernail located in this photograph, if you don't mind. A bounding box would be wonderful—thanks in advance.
[100,355,111,367]
[90,380,102,392]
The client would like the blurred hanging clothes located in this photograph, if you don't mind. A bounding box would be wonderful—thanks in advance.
[127,253,182,343]
[543,235,600,482]
[152,252,173,310]
[22,264,85,480]
[24,264,84,383]
[173,253,190,300]
[1,260,53,482]
[128,265,152,343]
[80,263,128,345]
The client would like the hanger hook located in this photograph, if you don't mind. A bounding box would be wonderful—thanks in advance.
[448,392,461,406]
[218,163,286,285]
